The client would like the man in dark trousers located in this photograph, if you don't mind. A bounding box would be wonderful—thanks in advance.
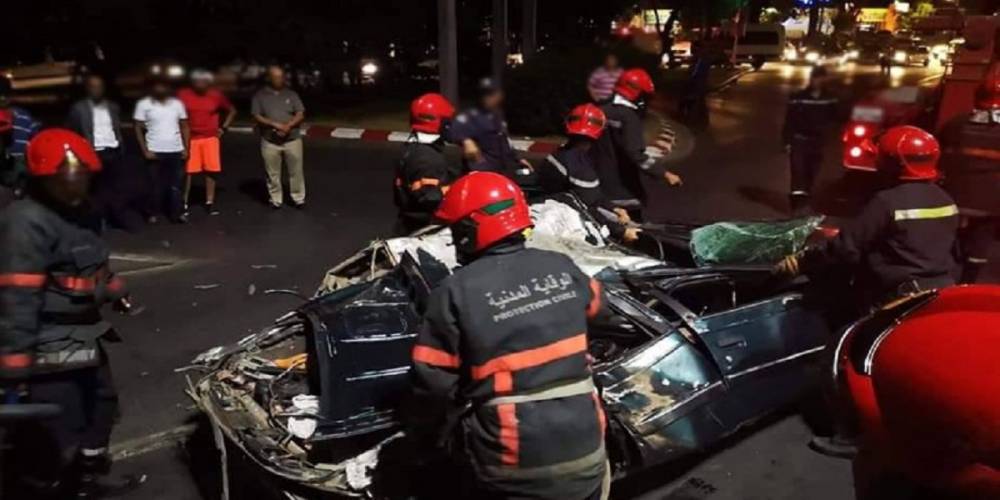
[0,129,142,498]
[448,78,534,179]
[393,93,456,235]
[939,64,1000,284]
[782,65,838,215]
[67,74,146,231]
[776,125,960,458]
[777,125,959,307]
[540,103,638,243]
[410,172,610,500]
[592,68,682,221]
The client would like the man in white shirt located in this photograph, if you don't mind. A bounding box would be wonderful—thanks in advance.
[67,75,149,230]
[133,76,190,223]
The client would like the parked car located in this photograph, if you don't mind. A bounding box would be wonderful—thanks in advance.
[186,196,833,499]
[731,23,787,70]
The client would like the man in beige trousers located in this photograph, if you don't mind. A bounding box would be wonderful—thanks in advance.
[251,65,306,209]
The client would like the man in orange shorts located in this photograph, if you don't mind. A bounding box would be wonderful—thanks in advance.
[178,69,235,216]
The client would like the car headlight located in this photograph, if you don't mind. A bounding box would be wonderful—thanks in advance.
[805,51,820,63]
[894,51,906,62]
[361,62,379,76]
[846,50,859,60]
[166,65,185,78]
[785,48,798,60]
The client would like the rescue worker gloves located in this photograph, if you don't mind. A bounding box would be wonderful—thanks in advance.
[435,172,533,254]
[26,129,102,177]
[411,93,456,135]
[614,69,655,103]
[774,254,801,277]
[875,125,940,181]
[565,104,607,141]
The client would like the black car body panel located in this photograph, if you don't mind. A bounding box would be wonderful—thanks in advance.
[186,199,831,497]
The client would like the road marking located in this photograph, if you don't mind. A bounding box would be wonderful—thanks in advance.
[110,423,199,461]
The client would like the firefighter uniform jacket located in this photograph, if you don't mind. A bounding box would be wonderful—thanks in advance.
[540,146,627,239]
[781,88,838,145]
[411,243,607,500]
[448,108,522,176]
[394,135,452,230]
[0,198,126,377]
[801,182,959,299]
[940,117,1000,216]
[592,96,667,206]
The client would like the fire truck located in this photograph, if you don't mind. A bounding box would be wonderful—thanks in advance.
[841,14,999,172]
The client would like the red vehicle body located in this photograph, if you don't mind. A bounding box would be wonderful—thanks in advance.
[841,87,927,171]
[836,285,1000,499]
[842,15,1000,173]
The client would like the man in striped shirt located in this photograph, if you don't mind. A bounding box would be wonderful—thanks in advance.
[587,53,622,103]
[0,78,41,191]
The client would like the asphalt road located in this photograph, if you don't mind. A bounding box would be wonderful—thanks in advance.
[75,61,991,499]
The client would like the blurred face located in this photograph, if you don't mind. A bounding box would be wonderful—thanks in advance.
[481,90,504,111]
[38,160,92,208]
[267,67,285,89]
[604,54,619,70]
[85,76,105,101]
[192,77,211,93]
[151,81,171,99]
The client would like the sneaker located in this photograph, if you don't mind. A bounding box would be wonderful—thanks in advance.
[205,203,220,216]
[808,435,858,459]
[270,202,282,210]
[76,473,147,499]
[293,202,306,210]
[175,212,190,224]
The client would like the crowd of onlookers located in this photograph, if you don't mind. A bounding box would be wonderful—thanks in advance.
[0,64,308,232]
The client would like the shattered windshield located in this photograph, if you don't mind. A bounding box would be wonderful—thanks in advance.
[689,217,823,267]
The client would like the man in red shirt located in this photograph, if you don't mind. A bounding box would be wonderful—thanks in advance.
[178,69,235,215]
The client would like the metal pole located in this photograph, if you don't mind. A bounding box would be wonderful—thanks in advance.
[521,0,537,61]
[491,0,508,82]
[438,0,459,103]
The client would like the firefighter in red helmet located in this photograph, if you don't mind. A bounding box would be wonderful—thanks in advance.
[539,103,638,242]
[592,68,682,221]
[410,171,610,500]
[394,93,457,235]
[777,125,959,307]
[837,285,1000,499]
[0,129,142,498]
[939,62,1000,284]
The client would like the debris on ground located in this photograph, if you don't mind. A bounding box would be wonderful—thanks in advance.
[247,284,257,296]
[193,284,222,291]
[250,264,278,270]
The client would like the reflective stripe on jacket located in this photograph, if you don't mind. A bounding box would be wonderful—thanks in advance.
[411,244,607,499]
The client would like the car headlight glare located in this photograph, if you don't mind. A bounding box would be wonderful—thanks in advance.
[805,51,820,62]
[894,51,906,62]
[361,62,379,76]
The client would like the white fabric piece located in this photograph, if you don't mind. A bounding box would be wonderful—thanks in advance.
[330,127,365,139]
[286,394,319,439]
[91,103,119,150]
[385,199,660,277]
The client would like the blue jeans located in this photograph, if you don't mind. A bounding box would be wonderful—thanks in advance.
[148,152,186,220]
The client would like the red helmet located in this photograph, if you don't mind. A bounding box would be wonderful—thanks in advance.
[565,103,606,140]
[26,128,102,177]
[614,68,655,102]
[435,172,533,254]
[410,93,455,134]
[876,125,940,180]
[974,62,1000,110]
[839,286,1000,496]
[0,109,12,135]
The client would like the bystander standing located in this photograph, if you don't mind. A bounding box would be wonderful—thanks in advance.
[251,65,306,209]
[587,52,623,103]
[133,76,190,223]
[178,70,236,216]
[67,74,147,231]
[0,78,41,194]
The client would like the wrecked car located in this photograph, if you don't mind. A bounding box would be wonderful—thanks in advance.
[186,196,832,498]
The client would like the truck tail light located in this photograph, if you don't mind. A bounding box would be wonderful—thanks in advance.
[853,125,867,138]
[849,146,864,158]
